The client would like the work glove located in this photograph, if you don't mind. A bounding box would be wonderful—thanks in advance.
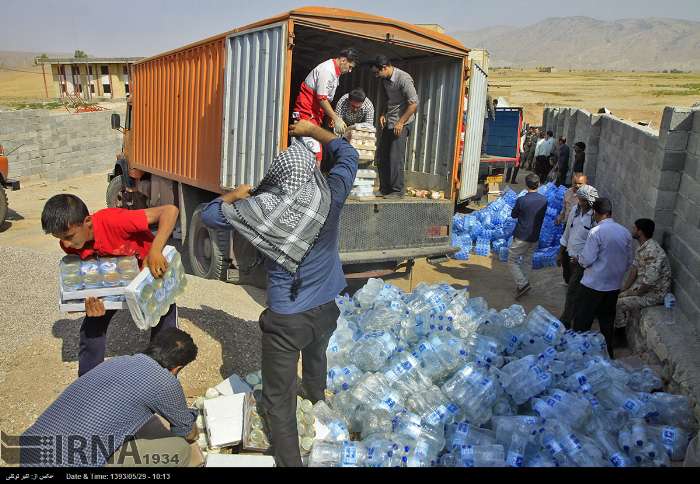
[333,116,347,136]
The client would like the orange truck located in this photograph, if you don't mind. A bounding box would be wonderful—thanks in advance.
[107,7,473,284]
[0,145,21,226]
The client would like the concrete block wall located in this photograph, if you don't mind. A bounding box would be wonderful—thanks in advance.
[667,108,700,327]
[0,107,124,183]
[542,105,700,331]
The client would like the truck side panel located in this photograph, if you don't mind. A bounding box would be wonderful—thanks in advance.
[131,39,226,194]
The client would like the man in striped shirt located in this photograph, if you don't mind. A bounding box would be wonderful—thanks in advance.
[21,328,199,467]
[334,88,375,130]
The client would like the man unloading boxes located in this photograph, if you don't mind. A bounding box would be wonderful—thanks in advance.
[292,48,360,161]
[334,88,375,129]
[372,55,419,198]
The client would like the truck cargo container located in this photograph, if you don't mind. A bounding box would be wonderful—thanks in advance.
[107,7,476,284]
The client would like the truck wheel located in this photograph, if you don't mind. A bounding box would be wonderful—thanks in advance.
[188,204,229,280]
[0,187,7,227]
[106,176,123,208]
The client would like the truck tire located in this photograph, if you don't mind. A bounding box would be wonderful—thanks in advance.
[0,187,7,227]
[188,204,229,281]
[106,176,123,208]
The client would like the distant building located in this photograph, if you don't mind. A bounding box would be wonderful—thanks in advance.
[468,49,490,73]
[416,24,445,34]
[36,57,143,100]
[537,66,557,73]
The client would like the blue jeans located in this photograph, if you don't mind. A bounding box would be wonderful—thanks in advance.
[78,304,178,377]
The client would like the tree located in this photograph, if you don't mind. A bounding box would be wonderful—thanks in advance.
[74,50,88,59]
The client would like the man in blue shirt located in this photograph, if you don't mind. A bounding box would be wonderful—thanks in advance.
[21,328,199,467]
[509,173,548,299]
[574,198,634,358]
[201,120,358,467]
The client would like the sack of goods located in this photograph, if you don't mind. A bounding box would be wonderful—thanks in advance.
[350,169,377,198]
[347,123,377,162]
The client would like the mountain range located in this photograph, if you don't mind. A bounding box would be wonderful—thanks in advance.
[450,17,700,71]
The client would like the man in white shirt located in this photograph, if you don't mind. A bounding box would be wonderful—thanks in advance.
[574,198,635,358]
[558,184,598,327]
[534,130,556,184]
[293,48,360,161]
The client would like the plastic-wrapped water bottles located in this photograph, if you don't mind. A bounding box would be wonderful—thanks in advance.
[441,444,506,467]
[499,355,552,404]
[596,384,657,419]
[532,389,591,429]
[646,393,697,429]
[592,428,633,467]
[561,362,611,394]
[445,422,498,449]
[390,412,445,461]
[308,441,368,467]
[383,353,433,394]
[627,367,664,393]
[350,330,398,372]
[405,386,460,429]
[312,401,350,442]
[441,363,502,425]
[327,364,363,394]
[648,424,692,461]
[526,306,566,345]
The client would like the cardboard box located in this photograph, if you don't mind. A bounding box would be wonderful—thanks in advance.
[203,394,245,449]
[214,373,253,396]
[205,454,275,467]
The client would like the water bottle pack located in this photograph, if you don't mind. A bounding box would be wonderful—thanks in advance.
[124,246,187,330]
[451,184,565,269]
[309,279,698,467]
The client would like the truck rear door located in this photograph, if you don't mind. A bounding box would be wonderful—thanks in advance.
[459,62,488,201]
[221,22,288,189]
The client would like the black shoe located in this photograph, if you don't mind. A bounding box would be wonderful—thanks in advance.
[514,283,532,299]
[384,192,404,199]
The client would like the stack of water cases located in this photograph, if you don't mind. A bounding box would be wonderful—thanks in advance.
[350,169,377,198]
[347,123,377,163]
[58,255,140,311]
[125,245,187,330]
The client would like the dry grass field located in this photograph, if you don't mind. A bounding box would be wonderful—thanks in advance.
[1,65,699,127]
[490,69,700,128]
[0,65,49,102]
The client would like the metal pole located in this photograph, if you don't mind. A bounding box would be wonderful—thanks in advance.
[41,64,49,98]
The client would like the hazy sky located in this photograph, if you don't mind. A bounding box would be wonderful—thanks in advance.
[2,0,700,57]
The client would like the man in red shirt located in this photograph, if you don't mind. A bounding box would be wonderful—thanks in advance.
[293,48,360,161]
[41,194,180,376]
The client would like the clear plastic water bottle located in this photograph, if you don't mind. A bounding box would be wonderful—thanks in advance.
[561,362,611,394]
[440,363,502,425]
[391,412,445,461]
[327,364,363,394]
[647,392,696,428]
[525,306,566,345]
[627,367,663,393]
[663,293,676,325]
[505,423,530,467]
[445,422,498,449]
[592,428,633,467]
[596,383,656,419]
[350,330,398,372]
[531,389,591,429]
[498,355,552,404]
[362,434,403,467]
[308,440,367,467]
[312,401,350,442]
[648,424,692,461]
[382,353,433,394]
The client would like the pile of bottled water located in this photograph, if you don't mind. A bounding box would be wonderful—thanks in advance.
[309,279,697,467]
[451,183,567,268]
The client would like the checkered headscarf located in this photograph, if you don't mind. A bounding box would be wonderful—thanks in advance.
[221,138,331,274]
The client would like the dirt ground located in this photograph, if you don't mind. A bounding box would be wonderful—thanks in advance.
[0,171,578,444]
[489,69,700,127]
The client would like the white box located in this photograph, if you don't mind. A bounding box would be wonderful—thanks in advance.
[203,394,245,449]
[214,374,253,396]
[205,454,275,467]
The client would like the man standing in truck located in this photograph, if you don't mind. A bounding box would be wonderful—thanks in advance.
[293,48,360,161]
[372,55,419,198]
[200,120,359,467]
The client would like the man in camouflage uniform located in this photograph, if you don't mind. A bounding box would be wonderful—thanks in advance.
[615,218,672,328]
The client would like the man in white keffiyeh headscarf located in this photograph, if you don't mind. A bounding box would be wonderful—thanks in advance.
[559,184,599,327]
[200,120,359,467]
